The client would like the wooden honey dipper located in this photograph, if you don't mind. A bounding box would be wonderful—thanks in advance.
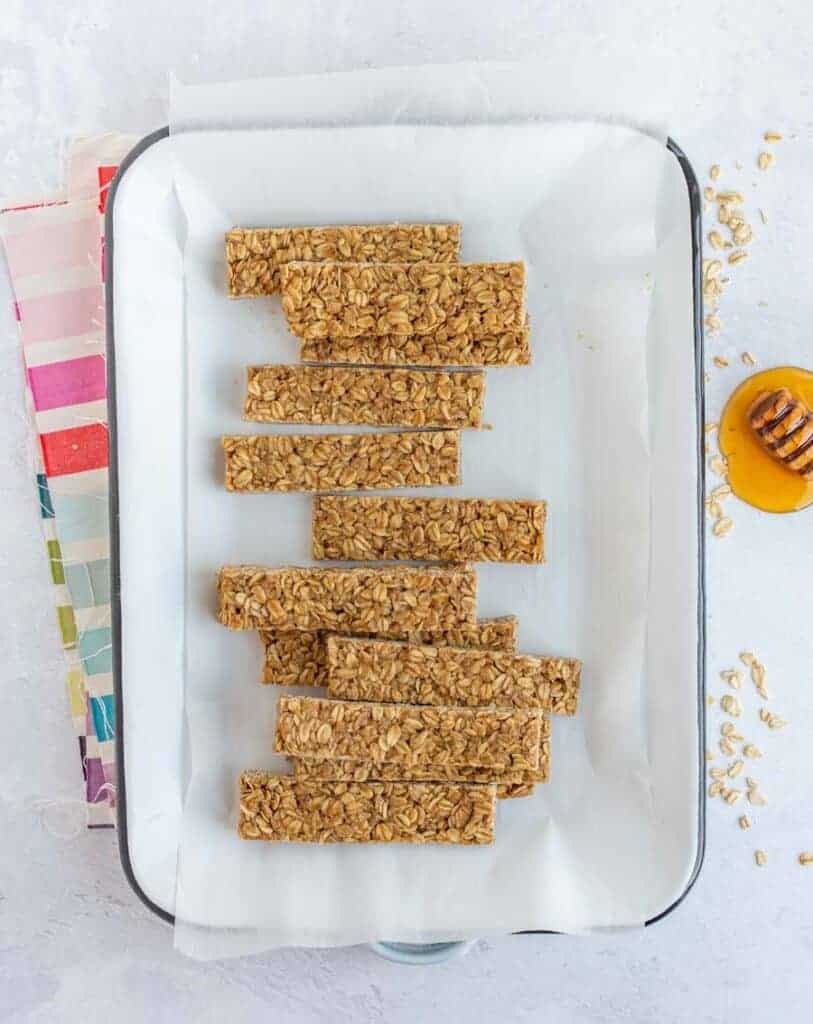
[748,387,813,478]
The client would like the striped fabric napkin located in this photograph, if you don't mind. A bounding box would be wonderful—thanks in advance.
[1,133,136,827]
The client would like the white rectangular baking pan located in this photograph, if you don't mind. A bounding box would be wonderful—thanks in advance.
[106,125,705,947]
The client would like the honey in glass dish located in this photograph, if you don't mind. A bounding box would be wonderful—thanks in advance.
[719,366,813,514]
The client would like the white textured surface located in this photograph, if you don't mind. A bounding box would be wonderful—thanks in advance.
[1,1,813,1020]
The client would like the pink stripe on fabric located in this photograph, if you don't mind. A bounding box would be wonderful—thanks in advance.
[2,216,99,278]
[28,354,106,411]
[18,285,103,345]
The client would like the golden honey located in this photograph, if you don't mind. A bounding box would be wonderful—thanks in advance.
[719,366,813,513]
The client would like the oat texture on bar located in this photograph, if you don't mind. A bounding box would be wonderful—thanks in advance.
[313,496,546,564]
[238,772,495,844]
[243,365,485,428]
[218,565,477,633]
[300,322,531,368]
[226,223,461,297]
[223,430,461,493]
[260,616,518,686]
[292,716,550,795]
[326,636,580,715]
[281,261,526,342]
[274,696,541,770]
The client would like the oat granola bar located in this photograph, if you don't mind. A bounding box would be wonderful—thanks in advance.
[275,696,540,770]
[238,772,495,844]
[292,717,551,795]
[218,565,477,633]
[281,261,526,342]
[313,496,546,564]
[260,616,518,686]
[300,322,531,367]
[223,430,461,492]
[326,636,580,715]
[226,223,461,297]
[243,365,485,429]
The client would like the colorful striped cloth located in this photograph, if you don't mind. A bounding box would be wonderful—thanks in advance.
[1,133,135,827]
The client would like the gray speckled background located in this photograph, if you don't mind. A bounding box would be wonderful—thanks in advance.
[2,2,813,1021]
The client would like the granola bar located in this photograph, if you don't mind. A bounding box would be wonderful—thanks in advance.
[238,772,495,844]
[243,365,485,429]
[218,565,477,633]
[300,322,531,367]
[313,496,546,564]
[222,430,461,492]
[274,696,541,770]
[326,636,580,715]
[291,717,551,794]
[281,261,526,342]
[260,616,518,686]
[226,223,461,297]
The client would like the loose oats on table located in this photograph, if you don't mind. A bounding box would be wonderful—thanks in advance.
[243,364,485,429]
[312,496,546,564]
[226,223,461,296]
[218,564,477,633]
[260,616,518,686]
[325,636,580,715]
[238,772,496,844]
[222,429,461,492]
[274,696,542,771]
[281,261,526,342]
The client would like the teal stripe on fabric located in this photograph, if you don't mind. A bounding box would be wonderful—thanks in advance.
[37,473,54,518]
[64,558,111,609]
[50,490,108,544]
[89,695,115,742]
[78,626,113,675]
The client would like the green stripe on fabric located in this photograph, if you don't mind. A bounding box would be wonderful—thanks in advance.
[47,539,65,584]
[57,605,77,648]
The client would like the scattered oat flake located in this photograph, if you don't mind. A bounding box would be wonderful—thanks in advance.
[704,259,723,278]
[710,456,728,477]
[707,230,725,251]
[733,224,753,246]
[728,759,744,779]
[768,715,788,731]
[720,738,736,756]
[711,484,731,500]
[705,315,722,332]
[713,516,733,537]
[755,849,767,867]
[713,356,729,369]
[707,499,723,519]
[729,250,749,265]
[748,789,768,807]
[721,669,742,688]
[721,722,736,737]
[717,191,745,204]
[705,749,715,761]
[718,205,731,225]
[709,781,723,797]
[742,352,757,366]
[759,708,771,722]
[758,152,774,170]
[740,652,756,666]
[738,815,752,830]
[743,744,762,759]
[721,693,742,716]
[725,790,742,806]
[705,422,719,433]
[710,766,727,780]
[799,852,813,866]
[710,164,721,180]
[704,186,716,201]
[706,694,716,706]
[763,131,783,143]
[759,209,768,225]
